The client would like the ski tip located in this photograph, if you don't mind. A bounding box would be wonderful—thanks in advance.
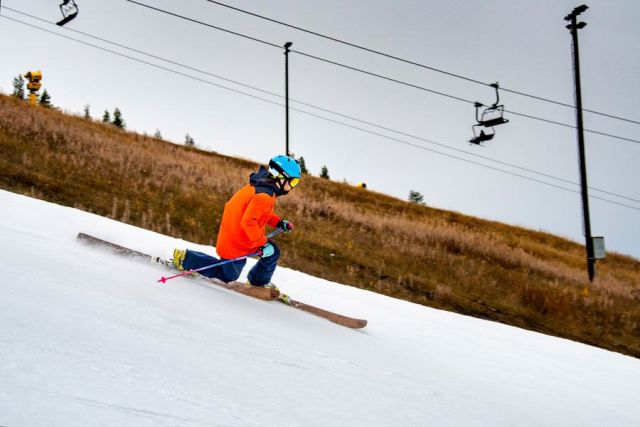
[158,277,167,284]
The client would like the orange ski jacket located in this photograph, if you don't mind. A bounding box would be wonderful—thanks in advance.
[216,169,281,259]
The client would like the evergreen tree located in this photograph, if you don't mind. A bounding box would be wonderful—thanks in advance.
[83,105,91,119]
[320,165,330,179]
[408,190,425,205]
[12,75,25,99]
[102,110,111,123]
[297,156,309,174]
[154,129,162,139]
[39,89,52,108]
[112,108,125,129]
[184,133,195,147]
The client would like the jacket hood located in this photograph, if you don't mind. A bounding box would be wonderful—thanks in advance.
[249,166,283,197]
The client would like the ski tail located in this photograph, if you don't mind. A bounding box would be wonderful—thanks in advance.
[76,233,276,299]
[77,232,154,261]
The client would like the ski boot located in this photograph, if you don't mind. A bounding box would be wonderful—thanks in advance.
[172,249,186,271]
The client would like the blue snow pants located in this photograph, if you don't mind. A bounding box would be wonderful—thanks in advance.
[181,240,280,286]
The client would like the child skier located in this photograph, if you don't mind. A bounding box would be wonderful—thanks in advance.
[172,155,301,290]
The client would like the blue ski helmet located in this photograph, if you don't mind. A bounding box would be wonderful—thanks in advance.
[268,155,301,187]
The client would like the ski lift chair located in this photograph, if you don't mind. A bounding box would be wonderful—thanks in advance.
[468,83,509,145]
[469,102,495,145]
[479,104,508,127]
[469,122,495,145]
[57,0,79,26]
[479,83,509,127]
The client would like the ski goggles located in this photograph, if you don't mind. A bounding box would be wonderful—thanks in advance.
[274,174,299,187]
[269,163,300,187]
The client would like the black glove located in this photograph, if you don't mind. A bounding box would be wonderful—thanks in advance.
[277,219,294,233]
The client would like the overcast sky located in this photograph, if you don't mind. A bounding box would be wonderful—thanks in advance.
[1,0,639,260]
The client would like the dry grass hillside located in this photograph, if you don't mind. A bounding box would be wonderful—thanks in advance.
[1,94,639,357]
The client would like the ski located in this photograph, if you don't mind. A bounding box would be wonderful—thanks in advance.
[280,298,368,329]
[77,233,367,329]
[76,233,278,300]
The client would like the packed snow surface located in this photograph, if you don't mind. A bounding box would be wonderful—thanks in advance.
[1,190,639,426]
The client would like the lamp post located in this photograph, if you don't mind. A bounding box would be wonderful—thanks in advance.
[284,41,293,157]
[565,5,596,282]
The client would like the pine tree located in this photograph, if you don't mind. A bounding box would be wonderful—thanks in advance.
[83,105,91,119]
[320,165,330,179]
[102,110,111,123]
[39,89,52,108]
[297,156,309,174]
[112,108,125,129]
[184,133,195,147]
[408,190,425,205]
[12,75,25,99]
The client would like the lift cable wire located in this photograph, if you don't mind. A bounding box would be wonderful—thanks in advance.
[123,1,640,145]
[293,49,640,145]
[5,6,639,205]
[1,12,639,213]
[201,0,640,126]
[2,10,639,209]
[125,0,281,49]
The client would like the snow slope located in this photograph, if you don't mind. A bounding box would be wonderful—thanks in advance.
[1,189,639,426]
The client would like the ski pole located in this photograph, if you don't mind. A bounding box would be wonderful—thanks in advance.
[157,252,260,283]
[157,228,284,283]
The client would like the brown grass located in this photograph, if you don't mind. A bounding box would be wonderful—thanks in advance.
[2,93,639,357]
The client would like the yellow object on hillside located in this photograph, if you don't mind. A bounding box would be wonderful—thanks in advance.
[24,71,42,106]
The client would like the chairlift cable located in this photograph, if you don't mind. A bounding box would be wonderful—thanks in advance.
[200,0,640,126]
[121,1,640,145]
[1,12,639,211]
[126,0,281,50]
[504,109,640,144]
[33,8,640,201]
